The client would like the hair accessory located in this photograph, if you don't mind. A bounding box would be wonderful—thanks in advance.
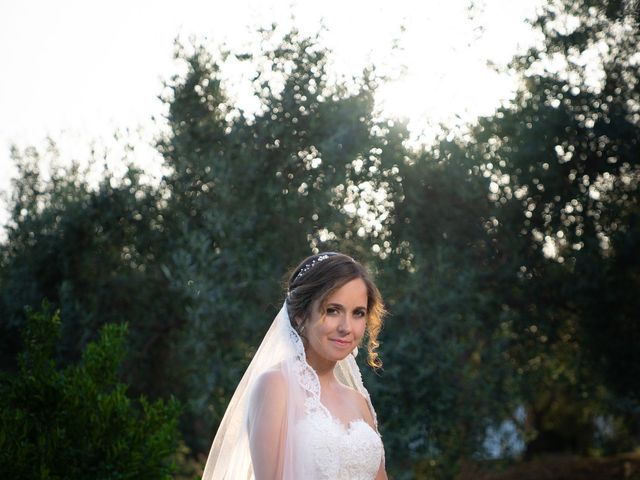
[293,253,335,282]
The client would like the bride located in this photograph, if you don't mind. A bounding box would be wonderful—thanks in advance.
[202,252,388,479]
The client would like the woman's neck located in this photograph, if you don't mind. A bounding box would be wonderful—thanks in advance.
[304,349,337,387]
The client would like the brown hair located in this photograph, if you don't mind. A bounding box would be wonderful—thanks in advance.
[285,252,385,369]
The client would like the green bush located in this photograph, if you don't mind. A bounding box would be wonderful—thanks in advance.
[0,302,181,479]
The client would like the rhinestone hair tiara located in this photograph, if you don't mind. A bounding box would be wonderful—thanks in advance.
[293,252,336,282]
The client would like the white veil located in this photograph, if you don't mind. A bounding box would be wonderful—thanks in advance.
[201,301,378,479]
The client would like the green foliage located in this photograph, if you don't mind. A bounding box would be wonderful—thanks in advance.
[365,1,639,476]
[362,146,516,479]
[0,302,181,479]
[475,0,639,458]
[0,150,186,400]
[436,0,636,466]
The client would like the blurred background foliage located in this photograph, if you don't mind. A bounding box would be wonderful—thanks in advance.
[0,303,181,479]
[0,0,638,478]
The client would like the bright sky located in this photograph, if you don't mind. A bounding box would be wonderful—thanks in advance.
[0,0,542,227]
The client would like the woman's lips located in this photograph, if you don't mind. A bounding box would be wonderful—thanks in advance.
[330,338,352,347]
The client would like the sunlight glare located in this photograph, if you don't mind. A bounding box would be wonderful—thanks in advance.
[374,0,543,145]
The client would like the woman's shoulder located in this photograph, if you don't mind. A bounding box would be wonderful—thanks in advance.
[248,369,289,416]
[254,368,288,395]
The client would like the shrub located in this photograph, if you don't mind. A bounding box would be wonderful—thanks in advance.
[0,302,181,479]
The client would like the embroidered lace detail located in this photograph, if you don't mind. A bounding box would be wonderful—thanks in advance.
[294,410,383,480]
[287,319,325,416]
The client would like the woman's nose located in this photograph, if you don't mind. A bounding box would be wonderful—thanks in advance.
[337,314,352,333]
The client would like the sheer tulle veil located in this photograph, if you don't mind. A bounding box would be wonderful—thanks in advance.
[201,301,378,479]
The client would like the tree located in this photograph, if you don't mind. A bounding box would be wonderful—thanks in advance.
[156,28,409,451]
[422,0,636,465]
[366,0,639,475]
[475,0,640,455]
[0,302,181,479]
[0,150,185,401]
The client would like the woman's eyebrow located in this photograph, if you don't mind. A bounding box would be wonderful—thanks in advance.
[326,302,368,310]
[327,302,367,310]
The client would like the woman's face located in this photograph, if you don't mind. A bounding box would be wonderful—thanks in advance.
[302,278,368,366]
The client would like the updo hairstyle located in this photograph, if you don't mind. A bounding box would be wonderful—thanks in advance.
[286,252,385,369]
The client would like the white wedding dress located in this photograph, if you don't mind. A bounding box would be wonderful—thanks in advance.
[294,408,383,479]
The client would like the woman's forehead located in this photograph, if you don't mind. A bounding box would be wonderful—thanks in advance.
[324,278,368,305]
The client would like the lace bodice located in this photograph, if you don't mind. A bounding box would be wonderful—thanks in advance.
[294,409,383,479]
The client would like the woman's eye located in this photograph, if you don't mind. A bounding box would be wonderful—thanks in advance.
[326,307,339,315]
[354,310,366,318]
